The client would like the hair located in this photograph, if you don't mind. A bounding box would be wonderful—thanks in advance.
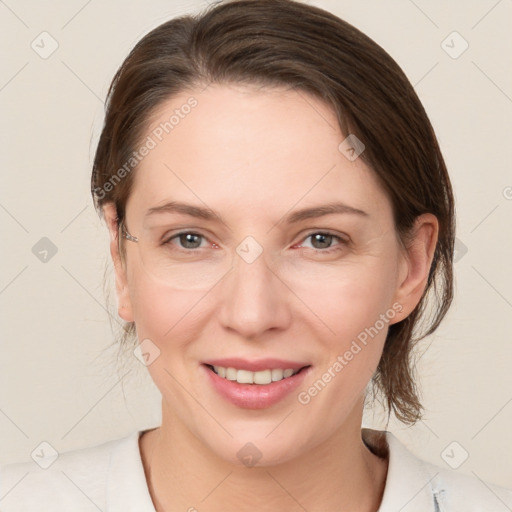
[91,0,455,425]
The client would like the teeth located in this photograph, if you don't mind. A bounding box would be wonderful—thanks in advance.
[225,367,237,381]
[212,366,300,385]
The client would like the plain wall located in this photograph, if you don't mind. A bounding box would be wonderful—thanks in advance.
[1,0,511,489]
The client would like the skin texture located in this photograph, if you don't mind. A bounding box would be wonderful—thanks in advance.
[103,83,438,512]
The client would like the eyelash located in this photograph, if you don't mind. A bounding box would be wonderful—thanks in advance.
[162,231,348,254]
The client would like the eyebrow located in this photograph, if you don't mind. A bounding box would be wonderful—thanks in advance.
[286,202,369,223]
[145,201,369,224]
[146,202,224,222]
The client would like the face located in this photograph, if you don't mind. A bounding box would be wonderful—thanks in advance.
[107,83,436,466]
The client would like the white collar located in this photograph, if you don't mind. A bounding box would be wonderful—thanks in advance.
[107,430,156,511]
[376,430,440,511]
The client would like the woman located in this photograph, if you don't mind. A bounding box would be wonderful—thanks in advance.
[1,0,511,510]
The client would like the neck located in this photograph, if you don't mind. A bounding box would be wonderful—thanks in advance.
[140,402,389,512]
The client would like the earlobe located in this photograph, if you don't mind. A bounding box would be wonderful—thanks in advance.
[390,213,439,323]
[102,203,135,323]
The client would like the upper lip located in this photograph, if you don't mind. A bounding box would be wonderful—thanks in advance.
[203,358,310,372]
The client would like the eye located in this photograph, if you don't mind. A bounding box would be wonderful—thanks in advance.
[161,230,347,254]
[164,232,210,250]
[298,232,347,253]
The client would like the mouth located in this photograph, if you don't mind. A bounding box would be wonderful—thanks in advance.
[201,360,312,409]
[205,364,307,385]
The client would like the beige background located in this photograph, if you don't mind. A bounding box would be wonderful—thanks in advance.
[1,0,511,490]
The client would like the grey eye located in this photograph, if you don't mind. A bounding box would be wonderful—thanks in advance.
[174,233,204,249]
[308,233,336,249]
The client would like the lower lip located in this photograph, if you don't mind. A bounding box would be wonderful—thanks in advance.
[202,364,311,409]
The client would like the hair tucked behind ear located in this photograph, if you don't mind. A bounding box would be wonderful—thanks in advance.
[91,0,455,426]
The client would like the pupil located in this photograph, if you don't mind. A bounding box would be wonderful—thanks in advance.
[313,233,331,249]
[181,233,201,249]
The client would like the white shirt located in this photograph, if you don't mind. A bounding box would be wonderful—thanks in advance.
[1,429,511,511]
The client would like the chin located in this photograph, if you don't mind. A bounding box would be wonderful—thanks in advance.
[201,426,311,468]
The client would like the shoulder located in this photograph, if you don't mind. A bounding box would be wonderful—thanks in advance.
[0,430,152,512]
[422,457,512,511]
[377,429,512,511]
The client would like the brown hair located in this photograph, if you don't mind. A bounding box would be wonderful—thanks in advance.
[91,0,455,425]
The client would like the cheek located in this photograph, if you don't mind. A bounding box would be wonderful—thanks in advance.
[292,263,399,430]
[123,252,209,353]
[127,274,210,393]
[128,270,209,341]
[285,256,399,342]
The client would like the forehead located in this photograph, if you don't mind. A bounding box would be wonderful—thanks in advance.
[126,83,391,223]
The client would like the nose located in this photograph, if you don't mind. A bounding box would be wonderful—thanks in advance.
[217,243,292,340]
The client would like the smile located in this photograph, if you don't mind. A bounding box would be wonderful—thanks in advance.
[208,365,301,385]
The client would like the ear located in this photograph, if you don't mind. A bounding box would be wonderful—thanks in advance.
[390,213,439,324]
[102,203,134,323]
